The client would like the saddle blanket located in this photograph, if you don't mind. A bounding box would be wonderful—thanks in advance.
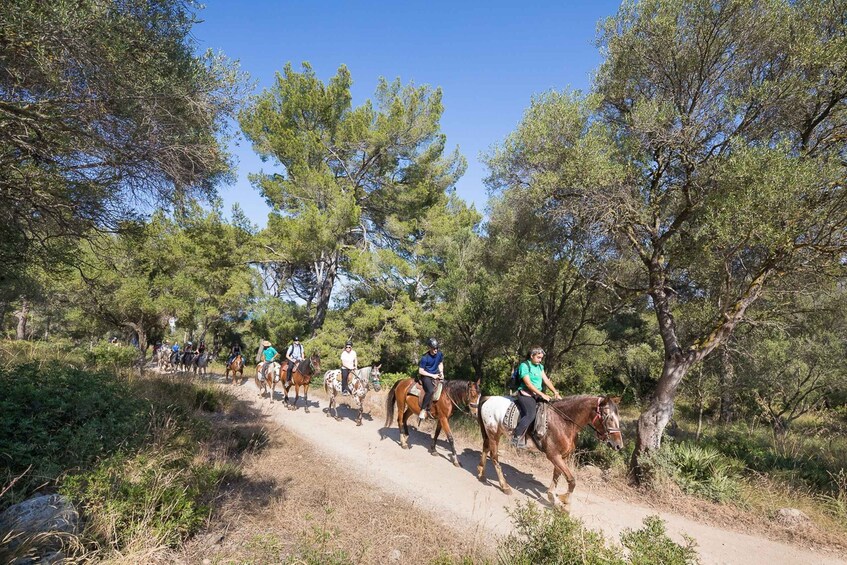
[504,398,549,440]
[408,381,442,401]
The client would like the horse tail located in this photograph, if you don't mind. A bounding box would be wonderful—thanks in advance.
[324,372,331,395]
[476,396,490,441]
[384,380,400,428]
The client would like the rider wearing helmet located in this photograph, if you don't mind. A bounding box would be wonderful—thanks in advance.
[512,346,561,449]
[285,336,304,385]
[417,337,444,421]
[340,340,358,395]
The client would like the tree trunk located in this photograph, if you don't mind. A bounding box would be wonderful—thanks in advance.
[310,257,338,335]
[719,344,735,424]
[0,300,7,333]
[629,354,693,482]
[14,297,29,340]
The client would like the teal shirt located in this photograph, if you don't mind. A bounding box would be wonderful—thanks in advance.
[263,346,278,363]
[517,360,544,392]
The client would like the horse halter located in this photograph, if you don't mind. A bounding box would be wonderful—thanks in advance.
[590,397,621,441]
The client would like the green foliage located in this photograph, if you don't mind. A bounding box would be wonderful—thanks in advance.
[0,364,149,509]
[646,442,742,503]
[62,450,237,548]
[0,0,243,285]
[83,343,139,373]
[620,515,699,565]
[499,502,698,564]
[240,62,465,332]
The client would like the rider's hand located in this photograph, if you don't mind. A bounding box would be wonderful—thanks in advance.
[554,393,562,400]
[541,393,551,402]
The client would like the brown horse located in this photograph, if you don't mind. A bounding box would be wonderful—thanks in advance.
[280,352,321,412]
[476,394,623,512]
[384,378,481,467]
[225,354,245,383]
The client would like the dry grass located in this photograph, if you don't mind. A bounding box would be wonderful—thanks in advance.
[165,392,493,564]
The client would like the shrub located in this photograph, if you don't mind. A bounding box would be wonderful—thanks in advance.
[379,371,411,390]
[83,342,139,373]
[647,442,742,503]
[0,364,149,509]
[621,515,699,565]
[498,502,699,565]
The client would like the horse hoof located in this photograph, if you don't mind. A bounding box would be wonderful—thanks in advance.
[503,486,513,495]
[304,408,310,414]
[356,421,362,426]
[335,417,342,422]
[401,444,410,450]
[452,459,461,468]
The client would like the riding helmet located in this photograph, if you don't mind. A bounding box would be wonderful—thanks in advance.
[293,336,300,341]
[427,337,439,349]
[345,340,353,346]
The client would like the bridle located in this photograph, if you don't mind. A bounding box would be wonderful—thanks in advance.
[545,396,620,442]
[447,381,480,414]
[589,397,621,441]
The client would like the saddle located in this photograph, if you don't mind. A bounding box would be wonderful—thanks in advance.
[408,381,442,401]
[505,398,550,440]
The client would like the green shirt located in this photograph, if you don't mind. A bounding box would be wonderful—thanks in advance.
[517,360,544,392]
[263,346,278,363]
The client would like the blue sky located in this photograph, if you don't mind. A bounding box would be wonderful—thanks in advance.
[194,1,622,226]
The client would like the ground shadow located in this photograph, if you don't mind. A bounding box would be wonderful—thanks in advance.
[321,401,377,424]
[455,446,550,502]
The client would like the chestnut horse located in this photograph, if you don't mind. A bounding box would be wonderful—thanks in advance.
[477,394,623,512]
[225,354,245,383]
[280,352,321,412]
[384,378,481,467]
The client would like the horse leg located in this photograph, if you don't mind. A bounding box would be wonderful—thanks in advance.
[399,402,411,450]
[443,419,460,468]
[477,430,490,483]
[546,453,576,513]
[303,385,310,413]
[430,421,441,454]
[490,433,512,494]
[356,396,363,426]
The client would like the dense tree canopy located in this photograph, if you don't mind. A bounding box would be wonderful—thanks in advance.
[0,0,242,287]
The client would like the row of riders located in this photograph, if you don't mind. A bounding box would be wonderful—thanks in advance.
[155,340,213,374]
[235,334,625,513]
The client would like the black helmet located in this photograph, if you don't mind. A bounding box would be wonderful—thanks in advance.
[293,336,300,342]
[427,337,439,349]
[345,340,353,346]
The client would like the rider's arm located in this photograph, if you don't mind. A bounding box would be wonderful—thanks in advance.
[541,371,561,399]
[437,360,444,378]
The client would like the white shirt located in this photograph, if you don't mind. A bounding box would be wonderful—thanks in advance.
[340,349,358,370]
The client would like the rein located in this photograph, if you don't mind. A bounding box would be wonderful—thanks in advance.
[547,397,619,441]
[446,382,479,414]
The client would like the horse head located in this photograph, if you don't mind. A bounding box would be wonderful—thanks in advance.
[367,363,382,392]
[307,352,321,375]
[468,379,481,416]
[597,396,624,451]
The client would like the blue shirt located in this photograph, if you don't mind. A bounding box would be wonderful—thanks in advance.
[418,350,444,376]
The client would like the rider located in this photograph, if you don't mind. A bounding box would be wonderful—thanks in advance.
[171,341,180,353]
[227,343,242,366]
[285,336,304,385]
[417,337,444,422]
[340,340,358,395]
[260,339,279,380]
[511,346,561,449]
[198,341,206,356]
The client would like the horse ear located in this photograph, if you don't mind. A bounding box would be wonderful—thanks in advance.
[610,396,622,405]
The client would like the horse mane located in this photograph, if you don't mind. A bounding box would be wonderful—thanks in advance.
[552,394,595,407]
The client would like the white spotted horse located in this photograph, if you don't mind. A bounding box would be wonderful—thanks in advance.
[323,364,382,425]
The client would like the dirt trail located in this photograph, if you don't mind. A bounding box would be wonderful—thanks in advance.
[225,378,845,565]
